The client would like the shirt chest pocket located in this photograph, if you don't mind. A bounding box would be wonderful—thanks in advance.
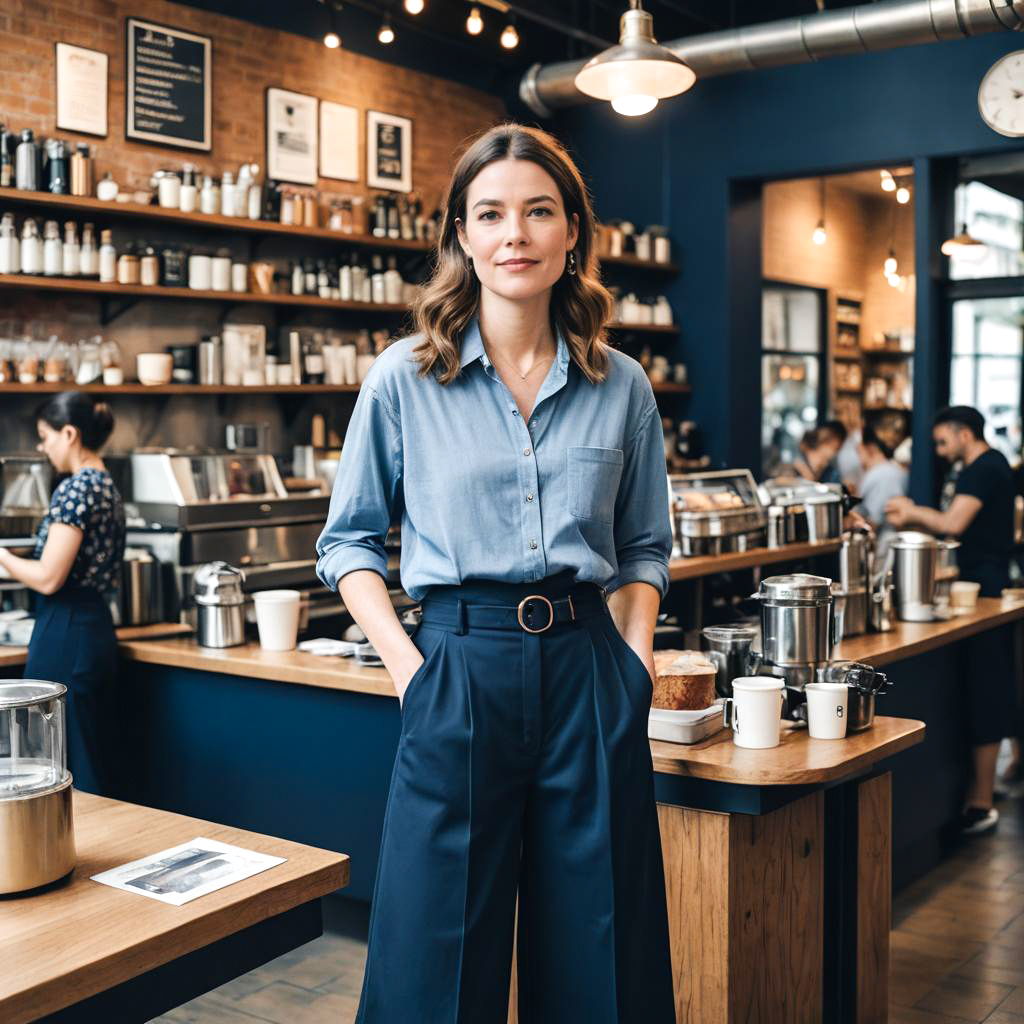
[567,446,624,524]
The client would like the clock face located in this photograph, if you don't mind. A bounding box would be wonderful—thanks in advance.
[979,50,1024,137]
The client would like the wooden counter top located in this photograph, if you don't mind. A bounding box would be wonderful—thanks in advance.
[0,791,348,1024]
[834,597,1024,667]
[668,539,840,581]
[0,622,192,671]
[651,714,924,784]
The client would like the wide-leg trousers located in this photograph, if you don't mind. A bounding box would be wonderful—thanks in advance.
[355,571,676,1024]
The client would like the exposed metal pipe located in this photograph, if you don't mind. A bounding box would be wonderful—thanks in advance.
[519,0,1024,116]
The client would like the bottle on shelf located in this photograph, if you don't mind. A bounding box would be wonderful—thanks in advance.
[220,170,235,217]
[373,195,387,238]
[0,130,13,188]
[180,165,197,213]
[303,332,325,384]
[370,255,386,305]
[290,260,303,296]
[317,260,330,299]
[19,218,41,274]
[45,140,70,196]
[384,256,403,305]
[62,221,80,277]
[199,176,219,215]
[79,223,98,277]
[70,143,92,198]
[0,212,19,274]
[15,129,39,191]
[339,257,353,301]
[399,196,413,241]
[98,229,116,283]
[42,220,62,277]
[303,258,317,296]
[387,196,400,240]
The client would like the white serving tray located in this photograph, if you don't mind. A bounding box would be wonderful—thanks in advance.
[648,701,725,745]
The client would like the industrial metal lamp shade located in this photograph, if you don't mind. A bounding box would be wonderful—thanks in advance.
[574,6,695,115]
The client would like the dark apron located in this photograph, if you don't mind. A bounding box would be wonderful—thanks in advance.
[356,570,675,1024]
[24,584,117,795]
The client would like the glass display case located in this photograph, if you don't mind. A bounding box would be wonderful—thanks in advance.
[669,468,767,556]
[0,680,76,894]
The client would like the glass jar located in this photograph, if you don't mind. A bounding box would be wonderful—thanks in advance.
[155,170,181,209]
[140,246,160,287]
[161,246,187,286]
[75,335,103,384]
[117,248,140,285]
[101,338,124,385]
[42,336,68,383]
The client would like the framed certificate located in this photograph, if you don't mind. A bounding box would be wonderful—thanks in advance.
[56,42,108,137]
[367,110,412,193]
[319,101,359,182]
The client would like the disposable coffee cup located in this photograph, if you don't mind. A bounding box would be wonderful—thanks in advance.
[254,590,301,651]
[950,581,980,610]
[722,677,785,749]
[804,682,848,740]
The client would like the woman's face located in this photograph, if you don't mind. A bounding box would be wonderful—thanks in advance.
[456,158,579,305]
[36,420,76,473]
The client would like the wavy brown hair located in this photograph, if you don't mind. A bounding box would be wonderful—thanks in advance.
[411,123,614,385]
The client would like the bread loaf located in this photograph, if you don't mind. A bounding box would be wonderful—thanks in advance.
[652,649,717,711]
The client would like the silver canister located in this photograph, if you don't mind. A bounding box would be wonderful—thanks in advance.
[193,561,246,648]
[753,573,834,688]
[198,335,222,385]
[702,624,759,698]
[803,493,842,542]
[891,531,939,621]
[15,129,39,191]
[120,551,165,626]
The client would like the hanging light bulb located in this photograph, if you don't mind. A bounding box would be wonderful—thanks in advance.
[941,223,987,261]
[575,1,695,117]
[466,5,484,35]
[887,272,902,288]
[812,221,827,246]
[884,250,898,276]
[880,170,896,193]
[404,0,424,14]
[500,18,519,49]
[323,29,341,48]
[896,186,911,205]
[378,15,395,43]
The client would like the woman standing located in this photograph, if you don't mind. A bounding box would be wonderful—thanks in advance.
[0,392,125,795]
[316,124,675,1022]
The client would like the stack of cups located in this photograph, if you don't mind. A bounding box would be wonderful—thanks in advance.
[254,590,302,651]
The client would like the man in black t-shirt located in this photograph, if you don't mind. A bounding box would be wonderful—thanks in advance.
[886,406,1016,836]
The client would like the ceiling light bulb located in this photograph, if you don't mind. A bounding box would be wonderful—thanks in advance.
[466,6,483,35]
[887,272,901,288]
[500,22,519,49]
[404,0,424,14]
[378,19,394,43]
[611,94,658,116]
[812,222,827,246]
[323,30,341,48]
[880,170,896,192]
[884,252,898,275]
[575,5,696,111]
[896,186,911,204]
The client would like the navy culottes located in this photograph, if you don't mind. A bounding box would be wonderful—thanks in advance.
[355,570,676,1024]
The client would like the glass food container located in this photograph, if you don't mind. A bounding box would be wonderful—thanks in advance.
[0,680,76,893]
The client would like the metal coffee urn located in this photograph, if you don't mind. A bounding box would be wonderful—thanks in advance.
[0,680,76,894]
[193,561,246,648]
[891,531,940,621]
[751,573,835,694]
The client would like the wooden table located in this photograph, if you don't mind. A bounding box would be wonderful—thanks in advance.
[0,791,348,1024]
[0,622,193,671]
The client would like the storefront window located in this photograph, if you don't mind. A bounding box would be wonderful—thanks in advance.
[950,296,1024,460]
[948,182,1024,280]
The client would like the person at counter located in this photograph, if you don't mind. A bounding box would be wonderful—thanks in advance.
[316,124,675,1022]
[854,423,907,554]
[0,392,125,795]
[886,405,1015,834]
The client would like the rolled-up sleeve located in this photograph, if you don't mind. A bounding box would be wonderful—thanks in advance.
[607,401,672,599]
[315,384,403,591]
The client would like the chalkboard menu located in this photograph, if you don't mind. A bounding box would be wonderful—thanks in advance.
[126,17,211,151]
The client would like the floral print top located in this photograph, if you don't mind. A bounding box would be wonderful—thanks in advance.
[34,468,126,597]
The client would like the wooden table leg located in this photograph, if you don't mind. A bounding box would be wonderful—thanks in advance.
[658,791,825,1023]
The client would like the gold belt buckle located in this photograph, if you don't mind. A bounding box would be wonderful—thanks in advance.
[517,595,554,634]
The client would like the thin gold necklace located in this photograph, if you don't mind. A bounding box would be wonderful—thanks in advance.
[485,342,555,381]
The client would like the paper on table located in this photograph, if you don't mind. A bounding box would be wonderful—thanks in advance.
[91,837,285,906]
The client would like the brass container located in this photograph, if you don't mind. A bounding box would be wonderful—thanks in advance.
[0,775,75,893]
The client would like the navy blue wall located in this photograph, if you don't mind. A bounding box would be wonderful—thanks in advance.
[550,32,1024,500]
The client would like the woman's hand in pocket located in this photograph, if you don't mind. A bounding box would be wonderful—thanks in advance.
[394,649,426,707]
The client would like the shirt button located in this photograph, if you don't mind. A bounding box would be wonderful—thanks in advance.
[523,447,531,456]
[512,410,519,416]
[526,493,534,501]
[529,539,538,549]
[530,419,537,427]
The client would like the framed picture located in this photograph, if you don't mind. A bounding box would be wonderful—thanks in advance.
[55,42,108,137]
[319,101,359,182]
[267,87,319,185]
[367,110,412,193]
[126,18,212,151]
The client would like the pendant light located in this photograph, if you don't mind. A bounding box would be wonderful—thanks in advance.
[880,169,896,193]
[404,0,424,14]
[941,223,987,260]
[812,178,827,245]
[574,0,696,117]
[500,16,519,49]
[322,0,341,48]
[466,5,484,35]
[884,205,898,276]
[378,14,395,44]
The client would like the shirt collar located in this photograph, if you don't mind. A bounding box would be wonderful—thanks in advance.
[460,315,571,381]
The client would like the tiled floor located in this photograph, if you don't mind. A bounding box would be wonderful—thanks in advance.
[154,770,1024,1024]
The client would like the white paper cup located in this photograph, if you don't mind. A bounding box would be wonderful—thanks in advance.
[136,352,173,386]
[804,682,849,739]
[253,590,301,651]
[723,677,785,749]
[950,581,981,610]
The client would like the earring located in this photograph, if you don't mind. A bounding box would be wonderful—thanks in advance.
[567,250,577,276]
[466,254,474,271]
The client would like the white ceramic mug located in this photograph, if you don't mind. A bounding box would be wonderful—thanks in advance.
[722,677,785,749]
[804,682,849,739]
[136,352,173,386]
[253,590,301,651]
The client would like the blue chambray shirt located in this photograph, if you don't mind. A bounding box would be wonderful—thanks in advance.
[315,317,672,602]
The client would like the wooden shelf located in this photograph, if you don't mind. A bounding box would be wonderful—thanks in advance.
[0,274,409,312]
[0,186,432,254]
[0,380,690,397]
[668,539,841,582]
[833,351,861,362]
[864,405,910,414]
[863,349,913,359]
[834,386,863,395]
[608,322,678,335]
[600,253,679,274]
